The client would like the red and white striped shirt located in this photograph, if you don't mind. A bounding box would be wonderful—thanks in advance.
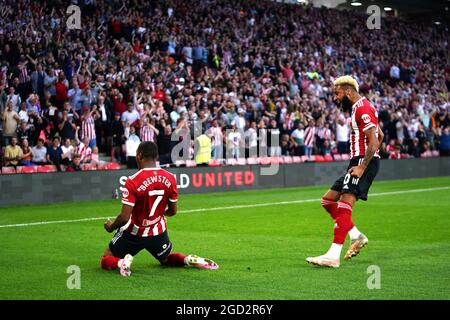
[81,114,96,141]
[317,127,331,140]
[207,126,223,147]
[304,126,316,147]
[350,97,380,159]
[120,168,178,237]
[140,125,155,142]
[76,142,92,162]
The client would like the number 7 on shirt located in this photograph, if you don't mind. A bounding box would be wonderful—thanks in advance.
[148,190,165,219]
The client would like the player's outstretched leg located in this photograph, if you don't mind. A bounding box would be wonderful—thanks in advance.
[160,252,219,270]
[100,248,134,277]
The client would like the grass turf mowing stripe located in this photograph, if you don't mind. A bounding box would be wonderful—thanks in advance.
[0,186,448,229]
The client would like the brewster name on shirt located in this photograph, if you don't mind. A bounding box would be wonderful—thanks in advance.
[135,175,172,192]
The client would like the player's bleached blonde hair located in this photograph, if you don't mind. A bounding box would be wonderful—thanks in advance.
[333,75,359,92]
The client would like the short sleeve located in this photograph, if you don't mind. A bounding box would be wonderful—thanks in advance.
[356,104,377,132]
[168,173,178,203]
[121,178,136,207]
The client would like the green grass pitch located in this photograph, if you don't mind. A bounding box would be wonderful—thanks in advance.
[1,176,450,300]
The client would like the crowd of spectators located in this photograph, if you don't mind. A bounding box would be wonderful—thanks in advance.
[0,0,449,171]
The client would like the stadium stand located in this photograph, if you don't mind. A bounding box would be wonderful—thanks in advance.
[0,0,448,174]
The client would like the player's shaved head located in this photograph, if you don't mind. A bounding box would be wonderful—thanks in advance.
[137,141,158,160]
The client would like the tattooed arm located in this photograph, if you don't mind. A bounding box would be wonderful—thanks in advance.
[348,127,379,178]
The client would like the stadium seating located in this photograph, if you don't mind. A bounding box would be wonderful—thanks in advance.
[314,155,325,162]
[98,162,121,170]
[323,155,334,162]
[81,163,97,171]
[302,155,316,162]
[259,157,271,165]
[432,150,439,157]
[421,151,433,158]
[270,157,284,164]
[341,154,351,161]
[37,165,58,173]
[16,166,37,174]
[291,156,302,163]
[1,167,16,174]
[236,158,247,166]
[174,160,186,167]
[247,157,259,165]
[186,160,197,167]
[105,162,121,170]
[208,159,222,167]
[283,156,293,164]
[333,154,342,161]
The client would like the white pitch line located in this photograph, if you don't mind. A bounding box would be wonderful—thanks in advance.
[0,186,449,229]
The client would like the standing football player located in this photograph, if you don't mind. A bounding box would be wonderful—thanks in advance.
[306,76,384,268]
[100,141,219,276]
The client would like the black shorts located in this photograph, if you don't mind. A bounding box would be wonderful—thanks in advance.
[331,156,380,201]
[109,229,172,261]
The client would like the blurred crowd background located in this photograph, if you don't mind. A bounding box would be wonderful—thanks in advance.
[1,0,449,170]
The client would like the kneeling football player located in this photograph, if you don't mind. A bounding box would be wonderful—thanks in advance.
[100,141,219,276]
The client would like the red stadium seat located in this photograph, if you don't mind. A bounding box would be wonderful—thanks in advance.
[259,157,271,165]
[186,160,197,167]
[323,155,334,162]
[236,158,247,166]
[81,163,97,171]
[270,157,283,164]
[247,157,259,165]
[174,160,186,167]
[333,154,342,161]
[283,156,293,164]
[37,165,57,173]
[301,155,315,162]
[291,156,302,163]
[1,167,16,174]
[97,162,107,170]
[341,154,350,161]
[105,162,121,170]
[16,166,37,174]
[208,159,222,167]
[225,158,237,166]
[315,155,325,162]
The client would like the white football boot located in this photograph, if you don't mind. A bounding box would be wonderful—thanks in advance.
[185,255,219,270]
[306,255,340,268]
[119,254,134,277]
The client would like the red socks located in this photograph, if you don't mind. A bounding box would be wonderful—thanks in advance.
[321,197,339,220]
[333,201,355,244]
[161,252,187,267]
[101,255,120,270]
[101,253,188,270]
